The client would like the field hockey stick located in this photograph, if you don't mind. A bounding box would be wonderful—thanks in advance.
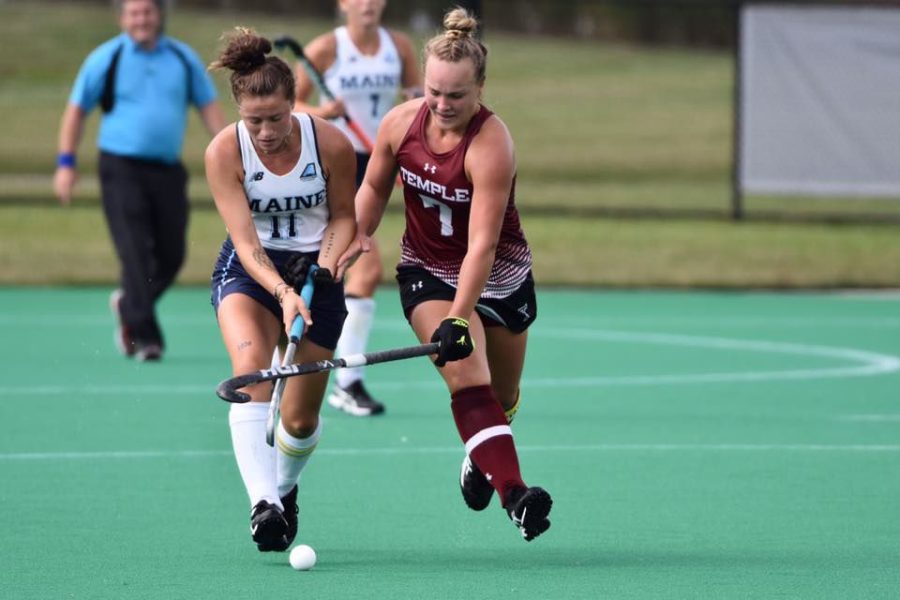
[273,35,375,152]
[265,265,318,446]
[217,341,440,404]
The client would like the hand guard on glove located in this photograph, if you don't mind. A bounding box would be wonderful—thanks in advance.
[311,266,336,287]
[284,255,337,292]
[430,317,474,367]
[283,254,312,292]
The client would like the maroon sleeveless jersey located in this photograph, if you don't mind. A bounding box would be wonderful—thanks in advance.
[395,103,532,299]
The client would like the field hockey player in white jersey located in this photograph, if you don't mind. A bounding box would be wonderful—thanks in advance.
[292,0,422,417]
[206,27,356,553]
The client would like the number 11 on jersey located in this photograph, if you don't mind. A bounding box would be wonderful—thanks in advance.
[269,214,301,239]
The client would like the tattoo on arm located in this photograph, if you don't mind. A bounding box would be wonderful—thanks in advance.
[320,231,335,261]
[237,340,252,351]
[252,247,275,271]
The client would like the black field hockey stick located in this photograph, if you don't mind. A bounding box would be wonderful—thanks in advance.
[273,35,375,152]
[265,266,317,446]
[217,342,440,404]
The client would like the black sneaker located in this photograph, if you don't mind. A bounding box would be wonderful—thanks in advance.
[135,342,162,362]
[250,500,289,552]
[109,289,135,357]
[281,485,299,547]
[460,455,494,511]
[504,486,553,542]
[327,380,385,416]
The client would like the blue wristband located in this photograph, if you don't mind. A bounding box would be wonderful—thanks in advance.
[57,153,76,168]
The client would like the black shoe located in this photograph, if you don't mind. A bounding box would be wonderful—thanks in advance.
[460,455,494,511]
[109,289,135,357]
[327,380,385,416]
[250,500,289,552]
[281,485,299,547]
[135,342,162,362]
[504,486,553,542]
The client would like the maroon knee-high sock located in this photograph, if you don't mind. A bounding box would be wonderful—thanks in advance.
[451,385,525,505]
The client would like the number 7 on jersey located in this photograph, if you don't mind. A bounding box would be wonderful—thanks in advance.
[418,193,454,236]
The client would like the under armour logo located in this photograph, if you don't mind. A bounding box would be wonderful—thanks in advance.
[511,506,526,528]
[424,162,437,174]
[411,281,423,291]
[455,335,467,346]
[517,303,531,319]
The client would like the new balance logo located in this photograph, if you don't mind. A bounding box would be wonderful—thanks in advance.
[411,281,424,292]
[424,162,437,174]
[251,171,264,181]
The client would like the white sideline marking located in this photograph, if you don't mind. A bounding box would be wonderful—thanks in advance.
[2,330,896,396]
[2,443,900,461]
[2,314,900,328]
[839,414,900,422]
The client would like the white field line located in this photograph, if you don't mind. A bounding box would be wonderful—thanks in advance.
[839,414,900,422]
[1,330,897,396]
[2,443,900,462]
[3,315,900,328]
[530,328,900,385]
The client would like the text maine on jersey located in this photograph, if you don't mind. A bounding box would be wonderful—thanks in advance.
[248,191,326,212]
[339,74,400,89]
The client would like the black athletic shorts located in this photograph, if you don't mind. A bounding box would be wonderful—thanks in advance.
[354,151,370,188]
[396,265,537,333]
[210,237,347,350]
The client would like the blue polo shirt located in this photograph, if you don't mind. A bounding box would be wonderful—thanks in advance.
[69,33,218,164]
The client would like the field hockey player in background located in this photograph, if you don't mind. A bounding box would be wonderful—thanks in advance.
[206,27,356,552]
[337,7,552,541]
[292,0,422,416]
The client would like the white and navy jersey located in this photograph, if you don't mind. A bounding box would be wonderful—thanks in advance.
[238,112,329,252]
[323,26,402,153]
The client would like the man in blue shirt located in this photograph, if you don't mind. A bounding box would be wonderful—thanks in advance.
[54,0,226,361]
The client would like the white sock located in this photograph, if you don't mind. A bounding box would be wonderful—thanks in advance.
[276,420,322,497]
[335,297,375,388]
[229,402,281,509]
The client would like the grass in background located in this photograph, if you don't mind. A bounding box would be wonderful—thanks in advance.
[3,205,898,288]
[1,1,899,287]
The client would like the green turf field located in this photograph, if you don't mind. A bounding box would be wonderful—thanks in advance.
[2,287,898,598]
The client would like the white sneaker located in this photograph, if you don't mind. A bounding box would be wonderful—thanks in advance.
[327,380,385,416]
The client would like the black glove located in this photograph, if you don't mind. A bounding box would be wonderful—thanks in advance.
[311,266,336,287]
[430,317,474,367]
[283,254,312,292]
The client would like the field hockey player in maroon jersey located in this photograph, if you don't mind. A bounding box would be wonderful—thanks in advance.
[337,7,552,541]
